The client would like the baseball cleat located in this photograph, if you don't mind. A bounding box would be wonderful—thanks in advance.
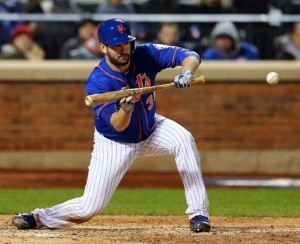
[12,212,38,229]
[190,215,211,233]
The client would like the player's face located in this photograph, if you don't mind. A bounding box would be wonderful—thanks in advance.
[106,42,131,67]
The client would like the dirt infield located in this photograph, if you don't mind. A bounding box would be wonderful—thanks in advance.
[1,215,299,243]
[1,170,299,243]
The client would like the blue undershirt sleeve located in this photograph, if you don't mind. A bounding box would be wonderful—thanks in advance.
[85,74,119,131]
[95,102,119,131]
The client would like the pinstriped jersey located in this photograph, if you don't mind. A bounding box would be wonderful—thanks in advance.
[85,43,200,143]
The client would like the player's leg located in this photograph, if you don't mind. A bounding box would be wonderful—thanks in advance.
[139,115,210,231]
[13,130,137,229]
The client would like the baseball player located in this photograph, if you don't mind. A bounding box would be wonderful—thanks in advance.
[12,18,211,233]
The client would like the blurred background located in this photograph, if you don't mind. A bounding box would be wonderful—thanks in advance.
[0,0,299,188]
[1,0,300,60]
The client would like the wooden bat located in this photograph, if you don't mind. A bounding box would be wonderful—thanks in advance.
[85,75,205,106]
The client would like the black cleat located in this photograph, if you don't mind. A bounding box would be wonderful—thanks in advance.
[190,215,211,232]
[12,212,38,229]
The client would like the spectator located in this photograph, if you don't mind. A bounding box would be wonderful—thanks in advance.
[60,19,103,59]
[275,22,300,60]
[139,0,181,43]
[26,0,77,59]
[95,0,135,14]
[232,0,284,59]
[23,0,44,13]
[279,0,300,34]
[0,24,45,60]
[232,0,270,13]
[52,0,82,13]
[202,22,259,60]
[140,0,180,14]
[281,0,300,14]
[95,0,137,40]
[180,0,236,53]
[23,0,81,13]
[185,0,236,14]
[153,23,182,46]
[0,0,24,45]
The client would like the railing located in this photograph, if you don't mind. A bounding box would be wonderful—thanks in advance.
[0,13,300,23]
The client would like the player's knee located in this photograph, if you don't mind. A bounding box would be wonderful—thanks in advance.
[184,129,194,140]
[170,128,196,155]
[176,128,194,144]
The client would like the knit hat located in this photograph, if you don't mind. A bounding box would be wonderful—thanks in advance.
[11,25,34,41]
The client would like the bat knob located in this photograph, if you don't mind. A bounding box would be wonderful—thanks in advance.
[85,97,93,106]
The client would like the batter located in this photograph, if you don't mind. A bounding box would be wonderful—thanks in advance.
[12,18,211,233]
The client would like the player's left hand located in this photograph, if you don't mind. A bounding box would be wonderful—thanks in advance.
[174,71,193,88]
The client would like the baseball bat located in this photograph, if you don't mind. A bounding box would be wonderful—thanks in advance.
[85,75,205,106]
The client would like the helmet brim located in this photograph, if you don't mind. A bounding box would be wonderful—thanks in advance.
[103,35,136,46]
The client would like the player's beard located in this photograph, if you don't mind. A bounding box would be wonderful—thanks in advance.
[106,49,130,67]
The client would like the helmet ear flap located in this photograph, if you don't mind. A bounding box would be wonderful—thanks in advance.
[98,18,136,47]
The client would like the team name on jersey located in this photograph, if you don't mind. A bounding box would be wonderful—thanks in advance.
[134,73,154,110]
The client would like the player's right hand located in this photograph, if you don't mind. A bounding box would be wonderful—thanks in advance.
[119,96,135,113]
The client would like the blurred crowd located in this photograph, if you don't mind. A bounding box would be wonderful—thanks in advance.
[0,0,300,61]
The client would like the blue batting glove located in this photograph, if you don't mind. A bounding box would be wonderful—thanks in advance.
[174,71,193,88]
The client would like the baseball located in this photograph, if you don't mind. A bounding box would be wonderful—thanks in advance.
[266,72,279,85]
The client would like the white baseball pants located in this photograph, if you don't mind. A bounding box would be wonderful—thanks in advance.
[34,114,209,228]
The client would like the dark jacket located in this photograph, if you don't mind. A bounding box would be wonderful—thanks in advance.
[203,22,260,60]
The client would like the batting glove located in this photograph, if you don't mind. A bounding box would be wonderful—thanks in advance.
[174,71,193,88]
[119,96,135,113]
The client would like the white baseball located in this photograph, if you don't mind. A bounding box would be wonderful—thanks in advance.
[266,72,279,85]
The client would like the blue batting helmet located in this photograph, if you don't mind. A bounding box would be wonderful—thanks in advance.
[98,18,136,46]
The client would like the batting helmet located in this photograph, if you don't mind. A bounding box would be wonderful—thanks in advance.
[98,18,136,46]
